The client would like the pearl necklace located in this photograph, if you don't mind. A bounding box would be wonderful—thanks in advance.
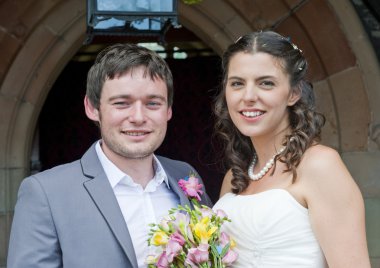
[248,147,286,181]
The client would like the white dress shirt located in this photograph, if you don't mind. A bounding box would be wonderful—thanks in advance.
[95,141,179,267]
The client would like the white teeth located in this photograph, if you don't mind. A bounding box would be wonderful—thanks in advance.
[124,132,146,136]
[242,111,264,118]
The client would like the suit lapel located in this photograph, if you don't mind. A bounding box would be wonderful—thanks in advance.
[81,144,138,268]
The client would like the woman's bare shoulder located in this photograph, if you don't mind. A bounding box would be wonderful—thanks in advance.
[297,144,359,199]
[219,169,233,197]
[299,144,342,174]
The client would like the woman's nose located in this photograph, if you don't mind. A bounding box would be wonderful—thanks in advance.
[242,85,258,102]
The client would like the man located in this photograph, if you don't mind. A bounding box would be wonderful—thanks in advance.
[7,43,212,268]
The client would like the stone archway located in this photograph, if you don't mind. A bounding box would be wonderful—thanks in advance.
[0,1,86,263]
[1,0,380,266]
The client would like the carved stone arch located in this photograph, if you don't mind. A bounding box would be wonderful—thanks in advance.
[328,0,380,150]
[1,0,380,266]
[178,0,252,54]
[1,0,86,174]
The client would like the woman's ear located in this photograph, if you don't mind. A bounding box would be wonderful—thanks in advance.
[288,87,301,106]
[84,95,100,122]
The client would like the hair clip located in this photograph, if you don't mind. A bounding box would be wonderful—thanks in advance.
[291,43,303,53]
[284,36,303,53]
[235,35,243,44]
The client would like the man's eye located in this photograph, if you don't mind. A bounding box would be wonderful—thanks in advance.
[113,102,129,107]
[147,102,161,107]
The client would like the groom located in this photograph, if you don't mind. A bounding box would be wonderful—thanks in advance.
[7,43,212,268]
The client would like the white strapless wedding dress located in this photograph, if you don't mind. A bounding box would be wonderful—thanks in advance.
[213,189,327,267]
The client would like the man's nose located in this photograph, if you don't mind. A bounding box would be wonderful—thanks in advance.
[128,103,146,124]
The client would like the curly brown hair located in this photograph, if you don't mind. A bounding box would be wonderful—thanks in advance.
[214,31,325,194]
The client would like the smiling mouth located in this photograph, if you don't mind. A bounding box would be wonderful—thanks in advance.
[241,111,265,118]
[122,131,150,136]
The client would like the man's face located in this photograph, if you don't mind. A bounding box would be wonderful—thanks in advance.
[86,66,172,162]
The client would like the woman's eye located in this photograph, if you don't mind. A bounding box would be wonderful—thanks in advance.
[260,80,275,87]
[230,81,243,87]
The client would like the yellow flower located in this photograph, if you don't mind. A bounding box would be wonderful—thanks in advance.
[145,255,157,264]
[230,238,236,248]
[150,231,169,246]
[194,217,218,243]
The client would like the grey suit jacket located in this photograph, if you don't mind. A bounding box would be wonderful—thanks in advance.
[7,143,212,268]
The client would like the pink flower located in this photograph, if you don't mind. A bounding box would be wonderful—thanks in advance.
[170,231,186,246]
[215,209,227,219]
[165,231,186,262]
[200,206,214,219]
[219,232,230,247]
[172,211,189,228]
[178,176,203,201]
[157,251,170,268]
[185,243,209,267]
[222,250,239,266]
[166,240,183,262]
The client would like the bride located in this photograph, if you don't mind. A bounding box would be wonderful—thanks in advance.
[213,31,370,267]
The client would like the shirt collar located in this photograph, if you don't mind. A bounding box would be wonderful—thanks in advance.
[95,140,170,189]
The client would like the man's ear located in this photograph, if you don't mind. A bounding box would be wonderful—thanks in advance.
[167,107,172,121]
[84,96,100,122]
[288,87,301,106]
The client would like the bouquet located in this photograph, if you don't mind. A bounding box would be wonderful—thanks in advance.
[146,174,238,268]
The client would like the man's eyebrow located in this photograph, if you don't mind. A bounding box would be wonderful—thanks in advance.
[108,95,132,101]
[146,94,167,101]
[108,94,167,102]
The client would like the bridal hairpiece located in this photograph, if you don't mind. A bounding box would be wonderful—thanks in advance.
[285,36,303,53]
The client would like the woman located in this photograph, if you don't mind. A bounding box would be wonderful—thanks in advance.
[213,31,370,267]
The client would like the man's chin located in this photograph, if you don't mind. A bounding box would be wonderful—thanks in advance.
[117,148,155,160]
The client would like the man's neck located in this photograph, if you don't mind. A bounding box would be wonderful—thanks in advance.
[119,156,155,188]
[102,148,156,188]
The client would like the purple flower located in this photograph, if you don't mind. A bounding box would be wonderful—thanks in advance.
[157,251,170,268]
[178,176,203,201]
[222,250,239,266]
[185,243,209,267]
[170,231,186,246]
[219,232,230,248]
[215,209,227,219]
[164,231,186,262]
[172,211,190,228]
[200,206,215,219]
[166,239,183,262]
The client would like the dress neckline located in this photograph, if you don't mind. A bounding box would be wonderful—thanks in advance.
[225,189,307,211]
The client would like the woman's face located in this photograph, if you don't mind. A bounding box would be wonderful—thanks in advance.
[225,52,299,140]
